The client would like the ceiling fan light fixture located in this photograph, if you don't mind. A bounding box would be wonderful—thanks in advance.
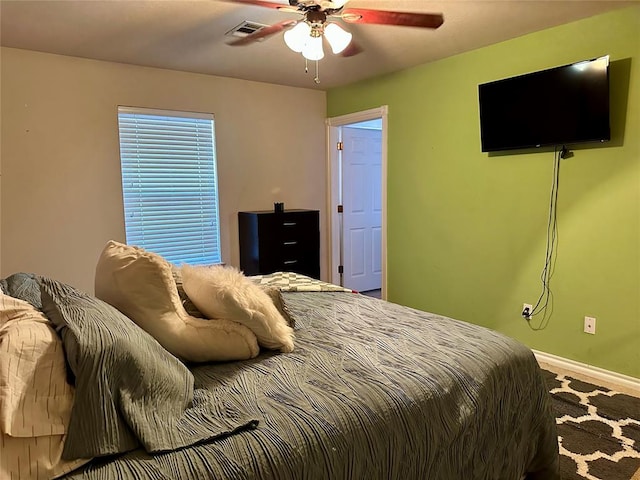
[302,35,324,61]
[323,22,352,54]
[283,21,310,52]
[319,0,349,9]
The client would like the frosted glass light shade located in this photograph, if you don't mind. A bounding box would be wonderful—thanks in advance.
[284,22,311,53]
[324,22,352,54]
[302,35,324,61]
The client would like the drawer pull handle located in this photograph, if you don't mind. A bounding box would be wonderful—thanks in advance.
[283,260,298,265]
[283,241,298,245]
[283,222,297,226]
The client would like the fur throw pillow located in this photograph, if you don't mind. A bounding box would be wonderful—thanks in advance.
[181,264,295,352]
[173,266,294,328]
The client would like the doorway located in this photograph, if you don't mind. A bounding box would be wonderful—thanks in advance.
[326,106,388,299]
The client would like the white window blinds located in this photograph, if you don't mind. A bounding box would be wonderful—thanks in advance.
[117,106,221,265]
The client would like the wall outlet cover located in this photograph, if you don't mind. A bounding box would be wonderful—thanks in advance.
[584,316,596,335]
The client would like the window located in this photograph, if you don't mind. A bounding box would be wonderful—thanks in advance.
[117,106,221,265]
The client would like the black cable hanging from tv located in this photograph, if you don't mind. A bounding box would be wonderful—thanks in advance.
[527,145,567,331]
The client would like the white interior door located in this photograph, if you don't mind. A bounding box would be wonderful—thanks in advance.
[342,126,382,292]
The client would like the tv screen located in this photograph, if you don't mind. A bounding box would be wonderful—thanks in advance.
[478,56,610,152]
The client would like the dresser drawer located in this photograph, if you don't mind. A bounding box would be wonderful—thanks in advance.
[277,213,318,239]
[279,242,317,265]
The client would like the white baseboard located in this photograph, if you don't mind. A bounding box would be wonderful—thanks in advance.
[533,349,640,396]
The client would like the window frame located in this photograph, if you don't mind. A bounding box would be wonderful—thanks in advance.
[117,105,222,265]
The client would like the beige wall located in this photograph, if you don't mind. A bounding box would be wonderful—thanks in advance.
[0,47,327,293]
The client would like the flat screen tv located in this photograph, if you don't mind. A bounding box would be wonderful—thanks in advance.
[478,56,610,152]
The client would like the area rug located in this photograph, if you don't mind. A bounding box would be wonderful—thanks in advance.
[541,369,640,480]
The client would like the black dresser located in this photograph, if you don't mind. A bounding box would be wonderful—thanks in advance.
[238,209,320,279]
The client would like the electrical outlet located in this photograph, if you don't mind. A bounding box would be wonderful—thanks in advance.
[584,316,596,334]
[522,303,533,320]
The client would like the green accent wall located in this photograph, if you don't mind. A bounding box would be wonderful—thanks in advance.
[327,7,640,378]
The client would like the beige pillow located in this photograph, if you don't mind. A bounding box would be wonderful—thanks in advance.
[0,292,89,478]
[181,264,295,352]
[0,293,74,437]
[95,241,259,363]
[1,434,89,480]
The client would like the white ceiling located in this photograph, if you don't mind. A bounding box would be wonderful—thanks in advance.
[0,0,635,90]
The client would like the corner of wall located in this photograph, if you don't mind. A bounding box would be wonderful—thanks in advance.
[0,172,2,276]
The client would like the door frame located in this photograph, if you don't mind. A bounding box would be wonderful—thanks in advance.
[326,105,388,299]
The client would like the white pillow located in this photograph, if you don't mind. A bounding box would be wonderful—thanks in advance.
[181,264,295,353]
[95,241,259,363]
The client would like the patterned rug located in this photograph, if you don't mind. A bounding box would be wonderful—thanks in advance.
[541,369,640,480]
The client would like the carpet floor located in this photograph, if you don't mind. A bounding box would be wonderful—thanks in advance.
[541,369,640,480]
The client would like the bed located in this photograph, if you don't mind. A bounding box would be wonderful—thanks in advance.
[0,253,559,479]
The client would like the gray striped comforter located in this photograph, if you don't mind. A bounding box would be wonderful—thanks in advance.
[64,291,559,480]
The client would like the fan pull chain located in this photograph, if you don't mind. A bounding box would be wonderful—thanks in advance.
[302,58,320,84]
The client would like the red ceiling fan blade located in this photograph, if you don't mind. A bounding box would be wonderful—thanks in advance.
[227,19,298,46]
[340,39,363,57]
[224,0,292,10]
[341,8,444,29]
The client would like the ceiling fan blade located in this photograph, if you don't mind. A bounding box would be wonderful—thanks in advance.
[224,0,292,10]
[340,39,363,57]
[227,20,298,46]
[341,8,444,29]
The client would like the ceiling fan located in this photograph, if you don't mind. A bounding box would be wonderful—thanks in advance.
[225,0,444,72]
